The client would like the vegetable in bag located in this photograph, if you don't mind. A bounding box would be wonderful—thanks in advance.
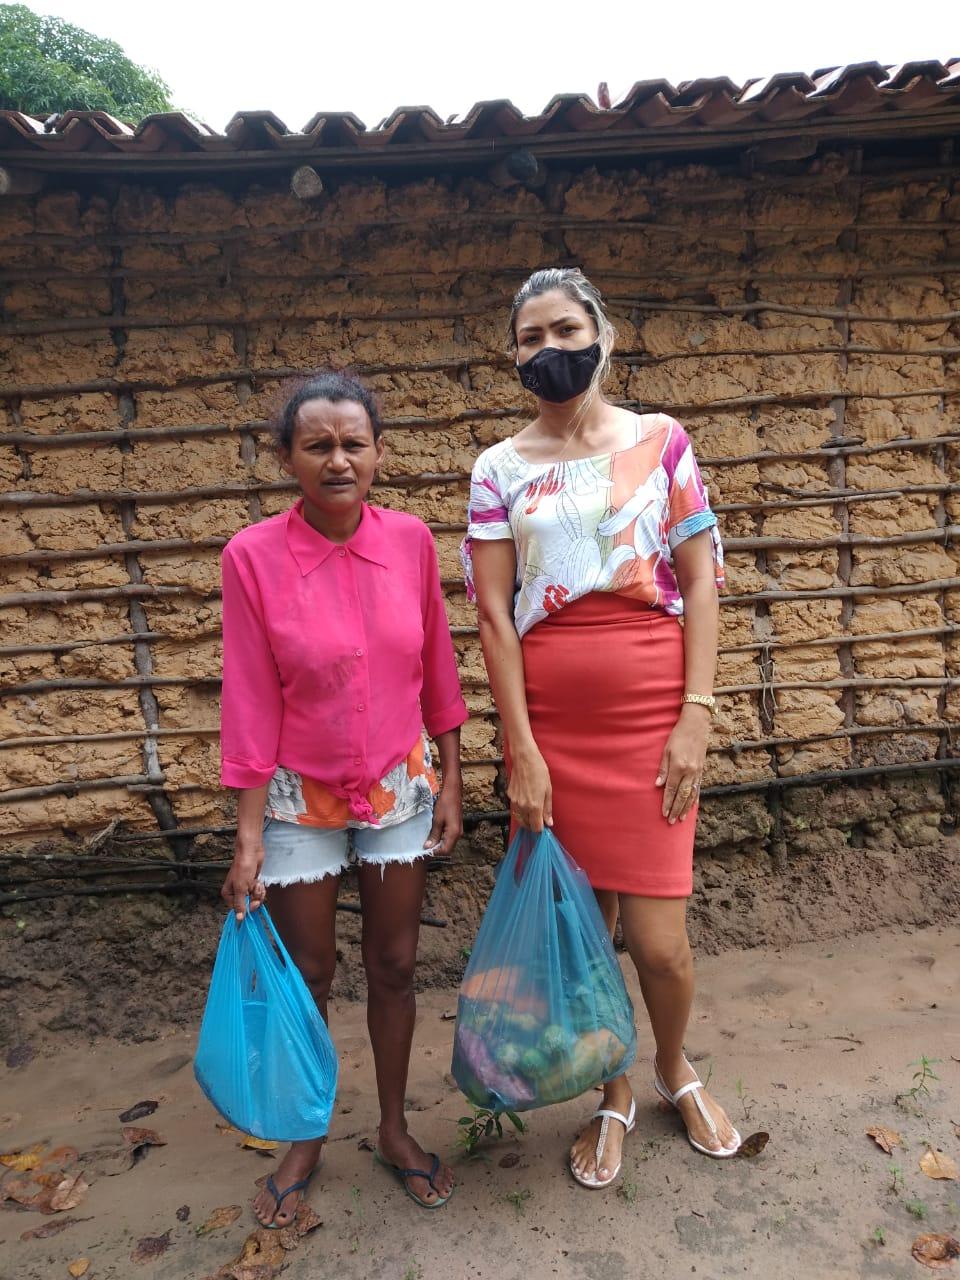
[194,904,338,1142]
[452,829,636,1112]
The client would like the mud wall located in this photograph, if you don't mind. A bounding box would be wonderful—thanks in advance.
[1,148,959,887]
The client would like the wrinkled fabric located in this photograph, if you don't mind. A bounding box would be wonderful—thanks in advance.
[220,501,467,816]
[462,413,723,637]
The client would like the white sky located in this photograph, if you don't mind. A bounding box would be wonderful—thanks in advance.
[21,0,960,131]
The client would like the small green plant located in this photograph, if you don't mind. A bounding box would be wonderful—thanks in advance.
[872,1226,886,1247]
[459,946,472,961]
[734,1076,755,1122]
[905,1199,929,1220]
[617,1177,639,1205]
[504,1188,532,1219]
[402,1264,422,1280]
[456,1106,525,1157]
[888,1162,905,1195]
[903,1057,940,1102]
[348,1185,363,1253]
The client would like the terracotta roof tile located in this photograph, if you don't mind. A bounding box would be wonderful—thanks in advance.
[1,59,957,171]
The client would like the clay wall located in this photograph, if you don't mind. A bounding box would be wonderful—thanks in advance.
[1,149,958,889]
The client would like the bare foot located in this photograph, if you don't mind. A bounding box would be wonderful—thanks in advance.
[569,1075,635,1184]
[377,1127,454,1206]
[656,1056,739,1153]
[252,1138,324,1228]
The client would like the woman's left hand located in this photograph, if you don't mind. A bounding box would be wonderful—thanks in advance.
[656,706,711,824]
[424,782,463,856]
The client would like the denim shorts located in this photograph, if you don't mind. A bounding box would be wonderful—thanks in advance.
[260,807,436,887]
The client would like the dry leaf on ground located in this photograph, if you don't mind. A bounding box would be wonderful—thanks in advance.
[119,1101,158,1123]
[122,1127,166,1149]
[197,1205,242,1235]
[20,1216,91,1241]
[234,1226,286,1271]
[912,1234,960,1269]
[736,1132,770,1158]
[292,1200,322,1236]
[499,1152,521,1168]
[920,1148,959,1181]
[240,1136,279,1153]
[176,1204,190,1222]
[866,1126,902,1154]
[6,1170,90,1214]
[216,1123,241,1137]
[67,1260,90,1277]
[132,1230,171,1264]
[48,1173,90,1214]
[0,1142,46,1172]
[2,1174,42,1207]
[227,1265,279,1280]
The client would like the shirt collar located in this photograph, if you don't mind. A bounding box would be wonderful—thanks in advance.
[285,500,390,575]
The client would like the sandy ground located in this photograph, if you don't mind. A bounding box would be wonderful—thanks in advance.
[1,925,959,1280]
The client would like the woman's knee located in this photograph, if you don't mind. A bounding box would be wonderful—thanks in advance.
[633,932,692,982]
[362,942,417,996]
[291,946,337,1003]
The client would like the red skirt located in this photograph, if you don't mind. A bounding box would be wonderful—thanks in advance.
[511,592,695,897]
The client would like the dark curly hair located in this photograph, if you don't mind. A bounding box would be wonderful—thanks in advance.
[273,371,382,451]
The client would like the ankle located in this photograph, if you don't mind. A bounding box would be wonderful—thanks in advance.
[377,1120,409,1147]
[655,1051,689,1081]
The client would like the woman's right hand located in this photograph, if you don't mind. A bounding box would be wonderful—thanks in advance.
[507,746,553,833]
[221,837,266,922]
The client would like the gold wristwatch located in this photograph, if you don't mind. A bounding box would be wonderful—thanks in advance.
[682,692,718,716]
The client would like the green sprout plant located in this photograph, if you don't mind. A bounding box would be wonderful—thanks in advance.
[348,1185,363,1253]
[617,1177,639,1206]
[734,1076,755,1122]
[903,1057,940,1103]
[504,1188,532,1218]
[456,1106,525,1157]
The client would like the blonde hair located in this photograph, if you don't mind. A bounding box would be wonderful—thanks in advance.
[508,267,617,405]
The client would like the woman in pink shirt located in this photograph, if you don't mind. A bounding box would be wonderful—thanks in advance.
[220,372,467,1221]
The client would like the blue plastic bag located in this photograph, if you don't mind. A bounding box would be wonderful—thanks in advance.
[194,905,338,1142]
[452,828,636,1113]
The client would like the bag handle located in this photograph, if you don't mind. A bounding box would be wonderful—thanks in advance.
[512,827,538,884]
[241,900,294,970]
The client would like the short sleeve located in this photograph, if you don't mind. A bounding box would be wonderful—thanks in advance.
[663,420,725,589]
[460,449,513,601]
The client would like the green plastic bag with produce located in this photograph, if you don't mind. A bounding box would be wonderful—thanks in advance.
[452,828,636,1112]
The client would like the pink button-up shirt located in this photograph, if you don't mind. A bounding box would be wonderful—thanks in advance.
[220,500,468,821]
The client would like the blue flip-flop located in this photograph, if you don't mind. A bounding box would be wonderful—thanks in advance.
[373,1149,452,1209]
[258,1172,313,1229]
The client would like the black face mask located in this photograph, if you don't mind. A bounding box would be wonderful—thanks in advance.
[516,341,602,403]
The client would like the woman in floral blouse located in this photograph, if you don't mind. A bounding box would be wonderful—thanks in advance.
[464,268,740,1190]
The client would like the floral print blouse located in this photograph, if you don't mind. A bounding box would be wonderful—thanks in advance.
[462,414,724,638]
[266,731,438,829]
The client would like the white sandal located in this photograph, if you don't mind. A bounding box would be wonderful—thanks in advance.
[569,1098,637,1189]
[654,1057,741,1158]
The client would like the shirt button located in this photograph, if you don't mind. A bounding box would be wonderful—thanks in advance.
[353,757,362,765]
[356,704,365,712]
[355,648,363,657]
[337,548,346,558]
